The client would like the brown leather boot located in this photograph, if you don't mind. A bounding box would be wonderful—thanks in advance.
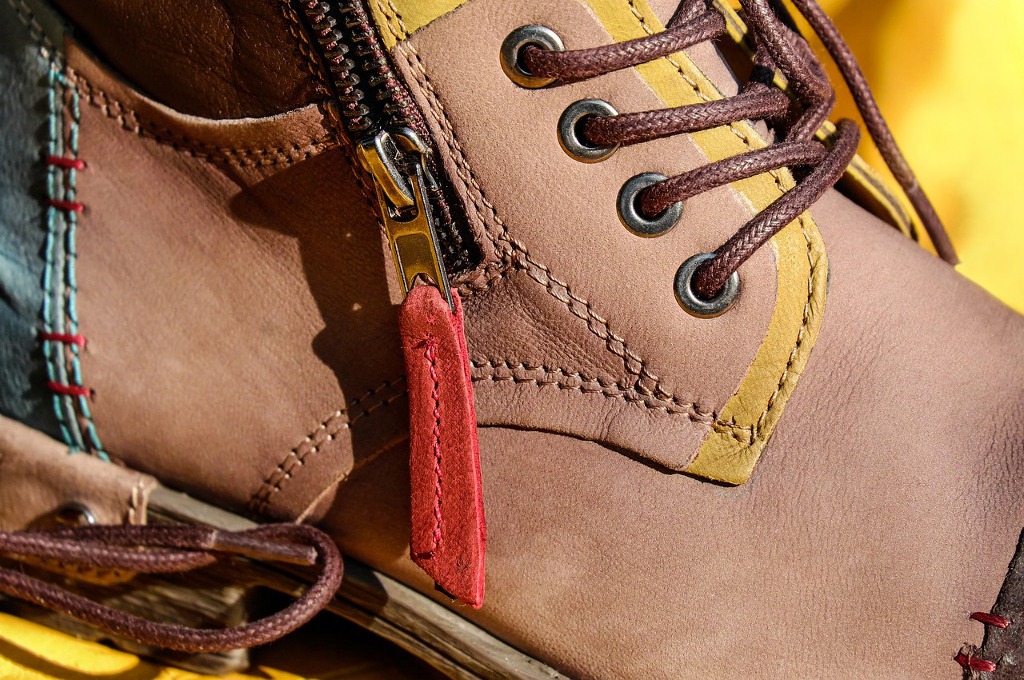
[1,0,1022,677]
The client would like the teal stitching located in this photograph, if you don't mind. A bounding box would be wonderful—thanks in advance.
[42,57,82,450]
[57,68,107,460]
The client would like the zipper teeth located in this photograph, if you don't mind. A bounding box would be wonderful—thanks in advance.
[295,0,479,273]
[299,0,418,139]
[301,1,373,133]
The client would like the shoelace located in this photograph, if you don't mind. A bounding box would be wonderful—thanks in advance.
[0,524,341,652]
[0,0,957,657]
[521,0,956,299]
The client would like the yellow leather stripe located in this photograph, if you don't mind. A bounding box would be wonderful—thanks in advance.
[376,0,828,484]
[714,0,916,239]
[369,0,469,47]
[572,0,828,484]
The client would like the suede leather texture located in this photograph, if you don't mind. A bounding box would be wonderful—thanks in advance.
[2,0,1023,678]
[338,0,1023,676]
[0,414,155,530]
[401,287,486,608]
[0,0,65,440]
[393,0,783,474]
[63,36,410,521]
[52,0,322,119]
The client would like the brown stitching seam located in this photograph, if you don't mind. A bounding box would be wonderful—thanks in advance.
[278,0,330,96]
[248,377,407,513]
[67,69,338,167]
[472,359,760,437]
[399,44,670,399]
[753,215,815,438]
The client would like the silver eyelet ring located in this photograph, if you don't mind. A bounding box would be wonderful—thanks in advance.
[674,253,741,318]
[558,99,619,163]
[617,173,682,237]
[54,502,97,527]
[500,25,564,89]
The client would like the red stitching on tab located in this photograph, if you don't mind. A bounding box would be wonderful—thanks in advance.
[48,199,84,213]
[971,611,1011,629]
[425,338,443,553]
[955,651,997,673]
[47,381,92,398]
[45,155,86,170]
[39,332,87,348]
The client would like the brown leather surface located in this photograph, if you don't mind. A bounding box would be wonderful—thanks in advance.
[318,1,1024,677]
[45,0,1024,677]
[66,37,408,521]
[0,413,155,530]
[329,214,1024,674]
[396,0,780,472]
[53,0,322,119]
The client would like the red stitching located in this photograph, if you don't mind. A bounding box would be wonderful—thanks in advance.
[971,611,1011,629]
[425,338,443,553]
[48,199,84,213]
[46,155,86,170]
[955,651,997,673]
[39,332,87,348]
[47,381,92,398]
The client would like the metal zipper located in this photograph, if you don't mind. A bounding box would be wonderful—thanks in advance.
[295,0,474,300]
[356,127,454,309]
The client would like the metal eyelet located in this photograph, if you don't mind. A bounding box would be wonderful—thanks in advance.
[500,25,564,89]
[674,253,741,318]
[558,99,619,163]
[617,173,682,237]
[54,502,97,527]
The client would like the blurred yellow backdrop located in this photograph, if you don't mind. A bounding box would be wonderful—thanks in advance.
[822,0,1024,311]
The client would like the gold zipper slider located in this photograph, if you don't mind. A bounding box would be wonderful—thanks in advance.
[357,128,454,311]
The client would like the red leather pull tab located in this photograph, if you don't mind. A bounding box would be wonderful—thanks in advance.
[400,285,486,608]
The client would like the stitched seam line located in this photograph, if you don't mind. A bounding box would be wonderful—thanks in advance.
[247,377,408,513]
[400,44,679,401]
[471,359,762,438]
[278,0,333,97]
[425,340,443,552]
[41,53,79,450]
[59,68,106,459]
[753,215,815,438]
[376,0,410,42]
[67,70,337,167]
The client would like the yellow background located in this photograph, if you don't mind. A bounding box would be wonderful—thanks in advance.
[822,0,1024,311]
[1,1,1022,678]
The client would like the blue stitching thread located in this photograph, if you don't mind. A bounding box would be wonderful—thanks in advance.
[42,58,82,450]
[57,68,107,460]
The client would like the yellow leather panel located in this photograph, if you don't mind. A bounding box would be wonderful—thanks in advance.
[581,0,827,484]
[371,0,829,483]
[369,0,469,47]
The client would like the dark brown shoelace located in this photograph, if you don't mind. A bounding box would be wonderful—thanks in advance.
[0,0,956,657]
[522,0,956,299]
[0,524,341,652]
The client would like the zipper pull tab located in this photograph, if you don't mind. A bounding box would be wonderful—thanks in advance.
[357,128,454,311]
[360,128,486,608]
